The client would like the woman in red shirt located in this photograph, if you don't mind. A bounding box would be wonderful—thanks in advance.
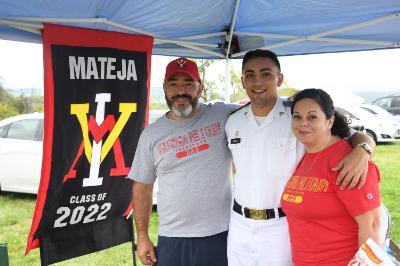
[281,88,381,266]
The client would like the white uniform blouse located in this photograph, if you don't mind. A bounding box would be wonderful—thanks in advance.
[225,97,305,210]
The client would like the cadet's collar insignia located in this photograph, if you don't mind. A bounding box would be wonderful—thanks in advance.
[235,130,240,137]
[244,112,248,116]
[283,99,293,107]
[176,58,187,68]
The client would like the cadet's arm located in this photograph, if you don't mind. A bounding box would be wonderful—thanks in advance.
[333,132,375,189]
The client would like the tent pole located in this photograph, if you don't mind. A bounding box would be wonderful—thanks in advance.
[224,0,240,103]
[225,0,241,58]
[0,17,224,57]
[131,231,137,266]
[177,32,225,40]
[155,41,224,57]
[224,59,230,103]
[235,31,394,47]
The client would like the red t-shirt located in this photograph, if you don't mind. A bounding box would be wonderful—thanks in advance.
[281,139,381,266]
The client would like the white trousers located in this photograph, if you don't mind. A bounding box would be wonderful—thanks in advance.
[227,211,293,266]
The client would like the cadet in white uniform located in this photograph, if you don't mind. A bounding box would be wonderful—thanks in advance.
[226,98,304,265]
[225,49,375,266]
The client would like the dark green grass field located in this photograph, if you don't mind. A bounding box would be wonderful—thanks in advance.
[0,142,399,265]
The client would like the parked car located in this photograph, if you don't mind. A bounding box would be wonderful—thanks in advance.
[148,109,167,124]
[359,104,400,138]
[147,110,168,205]
[335,105,397,144]
[372,94,400,116]
[0,113,43,194]
[333,106,365,133]
[0,112,160,206]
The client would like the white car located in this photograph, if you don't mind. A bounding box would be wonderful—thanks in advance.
[335,105,397,144]
[359,104,400,139]
[0,113,43,194]
[0,112,160,206]
[334,108,365,133]
[148,109,167,124]
[148,110,168,205]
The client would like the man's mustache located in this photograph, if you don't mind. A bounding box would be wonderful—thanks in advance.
[172,94,192,101]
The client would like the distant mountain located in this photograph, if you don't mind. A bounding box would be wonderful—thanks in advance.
[6,88,44,96]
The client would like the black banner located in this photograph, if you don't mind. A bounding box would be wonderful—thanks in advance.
[26,24,153,264]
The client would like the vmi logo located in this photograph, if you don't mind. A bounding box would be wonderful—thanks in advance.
[64,93,136,187]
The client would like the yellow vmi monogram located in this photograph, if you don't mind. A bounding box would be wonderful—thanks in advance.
[70,93,136,187]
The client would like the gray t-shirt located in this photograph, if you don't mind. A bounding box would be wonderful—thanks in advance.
[128,102,237,237]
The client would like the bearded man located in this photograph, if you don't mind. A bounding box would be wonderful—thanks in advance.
[128,57,237,266]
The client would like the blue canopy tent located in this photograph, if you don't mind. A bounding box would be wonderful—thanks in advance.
[1,0,399,58]
[0,0,399,100]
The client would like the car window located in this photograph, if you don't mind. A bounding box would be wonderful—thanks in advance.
[374,98,391,109]
[0,124,8,138]
[6,119,40,141]
[37,119,44,141]
[390,97,400,108]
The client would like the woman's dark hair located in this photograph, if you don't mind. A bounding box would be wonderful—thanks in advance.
[291,88,350,138]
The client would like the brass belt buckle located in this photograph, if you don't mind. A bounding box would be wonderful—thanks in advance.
[248,209,267,220]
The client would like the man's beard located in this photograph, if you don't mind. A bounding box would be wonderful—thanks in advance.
[166,94,199,118]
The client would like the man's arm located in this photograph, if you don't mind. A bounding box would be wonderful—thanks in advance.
[333,132,376,189]
[132,181,156,266]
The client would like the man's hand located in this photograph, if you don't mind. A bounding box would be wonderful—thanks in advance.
[136,235,157,265]
[333,146,369,189]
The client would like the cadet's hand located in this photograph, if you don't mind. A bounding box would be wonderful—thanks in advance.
[333,147,369,189]
[136,235,157,265]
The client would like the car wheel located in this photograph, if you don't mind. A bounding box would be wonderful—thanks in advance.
[366,129,377,144]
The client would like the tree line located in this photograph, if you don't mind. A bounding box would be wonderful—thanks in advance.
[1,60,299,119]
[0,84,43,120]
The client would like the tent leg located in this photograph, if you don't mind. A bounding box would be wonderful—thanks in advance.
[0,243,10,266]
[131,220,137,266]
[224,59,231,103]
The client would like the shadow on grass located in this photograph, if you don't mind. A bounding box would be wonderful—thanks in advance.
[0,191,37,201]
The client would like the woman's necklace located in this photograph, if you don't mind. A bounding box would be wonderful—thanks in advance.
[299,151,322,174]
[299,136,337,174]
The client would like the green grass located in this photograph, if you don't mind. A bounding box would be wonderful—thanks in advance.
[372,142,400,242]
[1,142,399,265]
[0,193,159,266]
